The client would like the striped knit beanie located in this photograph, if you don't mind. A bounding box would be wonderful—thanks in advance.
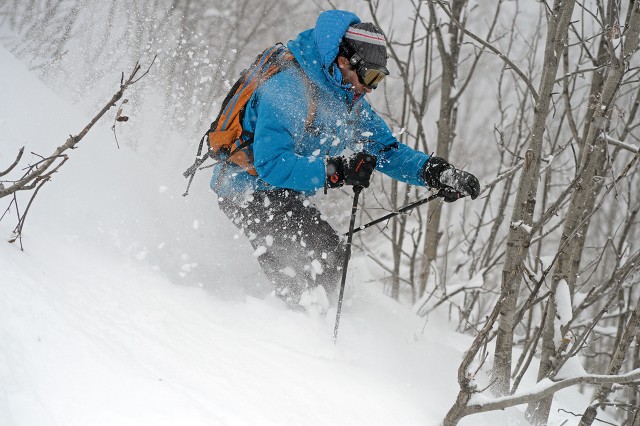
[343,23,388,67]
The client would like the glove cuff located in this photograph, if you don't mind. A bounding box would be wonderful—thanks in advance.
[422,156,452,189]
[326,157,344,188]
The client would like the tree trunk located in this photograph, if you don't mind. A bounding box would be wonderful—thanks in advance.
[492,0,577,396]
[631,335,640,426]
[419,0,465,298]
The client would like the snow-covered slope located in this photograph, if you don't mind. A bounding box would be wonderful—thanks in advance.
[1,230,463,426]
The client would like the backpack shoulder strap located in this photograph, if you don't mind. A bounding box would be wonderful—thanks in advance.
[187,44,320,192]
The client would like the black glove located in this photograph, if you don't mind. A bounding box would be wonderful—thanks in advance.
[422,156,480,202]
[326,152,377,189]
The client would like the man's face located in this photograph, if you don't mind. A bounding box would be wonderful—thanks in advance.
[336,56,373,95]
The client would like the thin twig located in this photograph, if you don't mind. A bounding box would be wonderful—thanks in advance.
[432,0,539,102]
[0,147,25,177]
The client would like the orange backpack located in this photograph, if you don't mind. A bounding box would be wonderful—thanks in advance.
[183,43,316,196]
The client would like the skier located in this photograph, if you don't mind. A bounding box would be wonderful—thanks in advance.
[211,10,480,312]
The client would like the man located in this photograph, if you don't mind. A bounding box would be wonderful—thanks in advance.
[211,10,480,312]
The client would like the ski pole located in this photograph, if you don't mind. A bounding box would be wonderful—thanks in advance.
[333,185,363,342]
[347,192,441,236]
[182,133,209,197]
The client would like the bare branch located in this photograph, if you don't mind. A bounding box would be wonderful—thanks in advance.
[606,135,640,154]
[1,58,155,247]
[0,59,154,199]
[0,147,25,177]
[479,161,524,195]
[464,369,640,415]
[432,0,539,102]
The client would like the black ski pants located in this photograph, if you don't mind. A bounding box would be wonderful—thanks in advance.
[218,189,345,306]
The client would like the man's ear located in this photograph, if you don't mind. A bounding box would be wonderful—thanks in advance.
[336,56,348,69]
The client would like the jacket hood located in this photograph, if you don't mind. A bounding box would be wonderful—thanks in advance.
[314,10,361,68]
[288,10,360,91]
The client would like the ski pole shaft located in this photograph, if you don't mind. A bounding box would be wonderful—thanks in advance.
[333,185,362,342]
[347,192,441,236]
[182,134,209,197]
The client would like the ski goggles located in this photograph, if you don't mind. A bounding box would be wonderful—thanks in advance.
[349,53,389,89]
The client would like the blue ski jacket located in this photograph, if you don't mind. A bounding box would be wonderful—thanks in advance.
[210,10,430,197]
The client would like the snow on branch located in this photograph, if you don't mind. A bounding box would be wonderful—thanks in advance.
[606,135,639,153]
[464,369,640,415]
[479,161,524,196]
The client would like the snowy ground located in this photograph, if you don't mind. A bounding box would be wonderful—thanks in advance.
[0,45,596,425]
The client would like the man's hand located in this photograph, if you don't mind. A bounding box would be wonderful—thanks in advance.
[326,152,377,188]
[422,156,480,202]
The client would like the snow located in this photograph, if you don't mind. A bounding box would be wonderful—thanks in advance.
[557,357,588,380]
[0,42,599,426]
[554,279,573,347]
[511,220,533,234]
[252,245,268,257]
[1,236,447,425]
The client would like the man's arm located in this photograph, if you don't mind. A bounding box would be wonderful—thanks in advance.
[357,101,430,186]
